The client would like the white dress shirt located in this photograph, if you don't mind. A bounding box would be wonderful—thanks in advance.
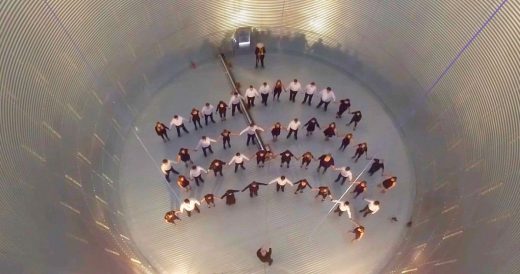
[229,94,243,105]
[180,199,201,212]
[195,138,216,149]
[320,90,336,102]
[364,199,380,214]
[305,84,317,95]
[170,116,185,127]
[259,84,271,94]
[245,88,259,98]
[228,154,250,165]
[160,160,173,174]
[337,167,353,181]
[287,120,301,131]
[201,105,214,115]
[288,81,301,92]
[332,200,352,218]
[189,166,207,178]
[268,177,294,186]
[240,125,264,135]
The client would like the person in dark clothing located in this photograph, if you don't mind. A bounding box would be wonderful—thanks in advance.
[272,80,285,101]
[300,152,315,169]
[339,133,353,151]
[294,179,313,194]
[352,226,365,242]
[336,99,351,118]
[347,110,362,130]
[189,107,203,130]
[323,122,337,140]
[155,122,170,142]
[220,129,235,150]
[164,210,181,224]
[254,149,273,167]
[317,154,335,174]
[352,143,369,162]
[313,186,333,201]
[216,101,228,121]
[201,194,216,208]
[242,181,268,197]
[271,122,282,141]
[304,117,320,136]
[379,176,397,193]
[368,158,385,176]
[352,180,367,199]
[208,159,226,176]
[255,43,266,68]
[176,148,194,167]
[257,246,273,266]
[177,175,191,192]
[279,150,297,168]
[221,189,240,205]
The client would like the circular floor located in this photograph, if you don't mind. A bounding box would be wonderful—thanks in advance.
[119,53,415,274]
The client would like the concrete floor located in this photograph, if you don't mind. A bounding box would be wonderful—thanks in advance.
[119,53,415,274]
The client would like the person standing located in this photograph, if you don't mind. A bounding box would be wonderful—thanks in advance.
[201,194,216,208]
[286,118,301,140]
[154,121,170,142]
[351,180,367,199]
[257,245,273,266]
[272,80,285,101]
[189,107,203,130]
[359,199,381,217]
[313,186,333,201]
[317,153,335,174]
[179,198,201,217]
[379,176,397,193]
[228,152,250,173]
[352,143,369,162]
[216,100,228,121]
[161,159,179,183]
[339,133,353,151]
[242,181,268,197]
[279,149,297,168]
[164,210,181,224]
[201,103,216,125]
[288,79,301,103]
[177,175,192,192]
[347,110,362,130]
[229,92,244,116]
[316,87,336,111]
[259,82,271,106]
[189,165,208,186]
[195,136,217,157]
[176,148,194,167]
[294,179,313,194]
[300,151,315,169]
[208,159,226,176]
[331,200,352,218]
[255,43,266,68]
[240,123,264,146]
[169,115,190,137]
[323,122,337,140]
[220,129,235,149]
[368,158,385,176]
[336,99,351,118]
[333,166,353,185]
[268,176,293,192]
[301,82,317,105]
[351,226,365,242]
[245,85,259,108]
[271,122,282,141]
[304,117,321,136]
[254,149,273,168]
[221,189,240,205]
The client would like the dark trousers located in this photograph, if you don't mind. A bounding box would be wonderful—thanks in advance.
[352,189,363,199]
[273,90,281,101]
[202,146,213,157]
[219,110,226,120]
[316,100,331,111]
[352,151,364,162]
[186,205,200,217]
[249,189,258,197]
[231,103,242,116]
[337,108,348,118]
[301,159,311,168]
[335,174,348,185]
[247,96,255,107]
[204,114,215,125]
[159,132,169,142]
[256,55,265,68]
[317,165,330,174]
[257,158,265,166]
[192,119,202,130]
[223,137,231,149]
[289,90,297,102]
[334,206,343,216]
[261,93,269,106]
[213,169,223,176]
[175,124,189,137]
[280,159,290,168]
[276,184,286,192]
[164,167,179,182]
[234,162,245,173]
[194,175,204,186]
[286,129,298,140]
[294,185,306,193]
[315,192,328,200]
[348,118,360,129]
[339,141,350,151]
[246,134,256,146]
[359,205,373,217]
[302,94,313,105]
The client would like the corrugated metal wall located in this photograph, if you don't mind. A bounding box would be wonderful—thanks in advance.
[1,0,519,273]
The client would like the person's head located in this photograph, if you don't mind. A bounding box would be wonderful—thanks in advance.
[252,182,257,187]
[263,82,267,86]
[162,159,168,163]
[235,152,240,156]
[340,99,345,103]
[173,115,178,119]
[249,84,253,88]
[156,121,161,125]
[293,79,298,83]
[281,176,286,180]
[345,201,350,205]
[276,79,281,85]
[374,158,380,163]
[184,199,189,203]
[374,201,380,205]
[294,118,298,122]
[191,165,196,170]
[310,82,315,86]
[181,149,186,154]
[215,161,220,166]
[326,87,332,91]
[234,92,238,96]
[312,118,317,122]
[192,107,196,111]
[302,181,307,185]
[360,181,367,186]
[361,143,366,147]
[346,166,351,171]
[205,102,210,107]
[250,122,255,127]
[359,226,365,231]
[392,176,397,181]
[331,122,336,128]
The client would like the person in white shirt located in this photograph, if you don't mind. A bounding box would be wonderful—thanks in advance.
[259,82,271,106]
[268,176,293,192]
[229,92,244,116]
[359,199,380,217]
[195,136,217,157]
[160,159,179,182]
[239,123,264,146]
[333,166,353,185]
[179,198,201,217]
[302,82,317,105]
[201,102,216,125]
[245,85,259,108]
[288,79,301,102]
[228,152,250,173]
[169,115,190,137]
[189,165,208,186]
[331,200,352,218]
[286,118,301,140]
[316,87,336,111]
